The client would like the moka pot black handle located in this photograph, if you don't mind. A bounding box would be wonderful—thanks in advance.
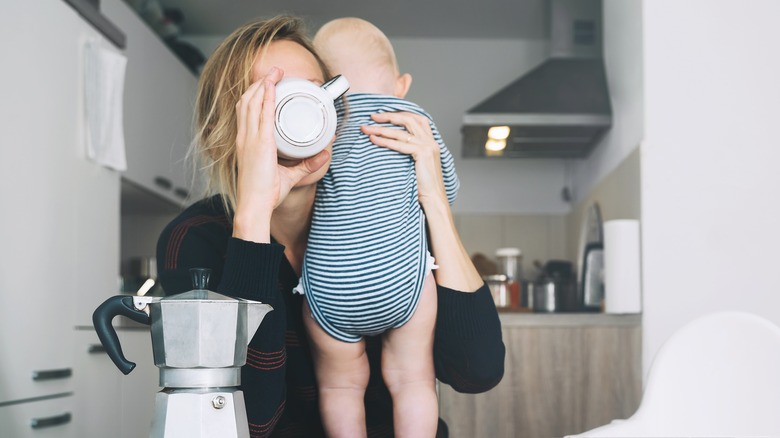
[92,295,151,375]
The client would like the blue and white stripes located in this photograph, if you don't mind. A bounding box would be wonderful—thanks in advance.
[300,94,459,342]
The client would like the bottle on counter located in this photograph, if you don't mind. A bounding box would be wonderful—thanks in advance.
[484,274,510,308]
[496,247,525,311]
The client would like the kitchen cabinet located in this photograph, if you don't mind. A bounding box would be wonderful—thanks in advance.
[72,329,121,437]
[1,3,120,436]
[118,329,159,438]
[3,1,190,435]
[101,0,200,207]
[439,313,641,438]
[72,327,158,438]
[0,396,74,438]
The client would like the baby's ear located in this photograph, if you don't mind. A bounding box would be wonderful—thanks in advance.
[394,73,413,98]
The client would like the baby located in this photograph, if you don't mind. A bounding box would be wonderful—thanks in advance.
[297,17,460,437]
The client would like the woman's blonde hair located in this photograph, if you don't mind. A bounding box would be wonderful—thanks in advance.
[192,15,331,217]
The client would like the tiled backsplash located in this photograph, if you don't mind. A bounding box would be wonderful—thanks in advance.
[454,213,569,280]
[456,146,642,281]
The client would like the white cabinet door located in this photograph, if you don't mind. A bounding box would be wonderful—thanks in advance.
[0,0,112,404]
[72,329,122,437]
[73,151,122,328]
[0,396,74,438]
[71,328,158,438]
[118,329,158,438]
[101,0,200,207]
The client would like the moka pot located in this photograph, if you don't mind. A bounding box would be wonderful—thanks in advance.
[92,268,273,437]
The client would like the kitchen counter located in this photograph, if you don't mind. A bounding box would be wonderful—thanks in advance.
[497,311,641,327]
[439,310,642,438]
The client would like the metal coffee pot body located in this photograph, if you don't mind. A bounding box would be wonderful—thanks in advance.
[93,289,272,376]
[145,289,270,370]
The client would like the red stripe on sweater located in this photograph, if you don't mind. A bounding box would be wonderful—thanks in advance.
[284,330,303,346]
[246,347,286,370]
[165,215,228,269]
[291,385,317,400]
[248,399,285,438]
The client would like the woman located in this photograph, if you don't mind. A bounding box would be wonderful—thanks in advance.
[156,15,504,438]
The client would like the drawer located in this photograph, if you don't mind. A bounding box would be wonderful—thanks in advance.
[71,328,157,438]
[0,396,73,438]
[0,328,74,404]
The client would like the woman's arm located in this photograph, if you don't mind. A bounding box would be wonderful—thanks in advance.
[156,206,289,435]
[433,283,505,392]
[361,112,481,291]
[361,111,505,392]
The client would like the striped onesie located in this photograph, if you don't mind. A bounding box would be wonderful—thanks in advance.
[298,93,459,342]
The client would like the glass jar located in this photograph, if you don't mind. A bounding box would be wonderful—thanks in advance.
[484,274,510,308]
[495,247,522,280]
[496,248,523,309]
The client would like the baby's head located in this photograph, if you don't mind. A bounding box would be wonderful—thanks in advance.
[314,17,411,97]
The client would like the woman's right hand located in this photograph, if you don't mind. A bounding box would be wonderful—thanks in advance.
[232,67,330,243]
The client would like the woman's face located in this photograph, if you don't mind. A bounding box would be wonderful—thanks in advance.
[251,39,333,187]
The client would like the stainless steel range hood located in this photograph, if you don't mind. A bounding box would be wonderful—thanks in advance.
[462,0,611,159]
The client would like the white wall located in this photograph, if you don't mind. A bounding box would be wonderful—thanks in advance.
[641,0,780,376]
[571,0,644,204]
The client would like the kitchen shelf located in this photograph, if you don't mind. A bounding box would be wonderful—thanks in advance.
[62,0,126,48]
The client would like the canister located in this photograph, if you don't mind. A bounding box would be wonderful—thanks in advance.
[495,247,522,280]
[533,279,558,313]
[496,248,523,309]
[484,274,510,308]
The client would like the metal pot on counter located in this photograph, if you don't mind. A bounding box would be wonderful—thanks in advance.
[530,260,578,313]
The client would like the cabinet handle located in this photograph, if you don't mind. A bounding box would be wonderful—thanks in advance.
[30,412,72,429]
[32,368,72,381]
[173,187,189,199]
[88,344,107,354]
[154,176,172,190]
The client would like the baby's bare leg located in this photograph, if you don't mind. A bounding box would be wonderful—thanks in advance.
[382,273,439,437]
[303,298,370,438]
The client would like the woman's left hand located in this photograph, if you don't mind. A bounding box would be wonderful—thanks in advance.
[360,112,447,210]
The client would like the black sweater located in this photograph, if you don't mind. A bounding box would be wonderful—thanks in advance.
[156,195,505,437]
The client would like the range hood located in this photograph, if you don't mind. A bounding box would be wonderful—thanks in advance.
[462,0,611,159]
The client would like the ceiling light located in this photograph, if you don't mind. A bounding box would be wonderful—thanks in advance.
[485,138,506,153]
[487,125,510,140]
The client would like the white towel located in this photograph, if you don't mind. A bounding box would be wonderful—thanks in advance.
[84,41,127,171]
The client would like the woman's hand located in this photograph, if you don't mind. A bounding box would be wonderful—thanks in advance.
[360,112,448,210]
[361,111,483,291]
[233,67,330,243]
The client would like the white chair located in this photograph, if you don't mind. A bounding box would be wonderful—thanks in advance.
[568,311,780,438]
